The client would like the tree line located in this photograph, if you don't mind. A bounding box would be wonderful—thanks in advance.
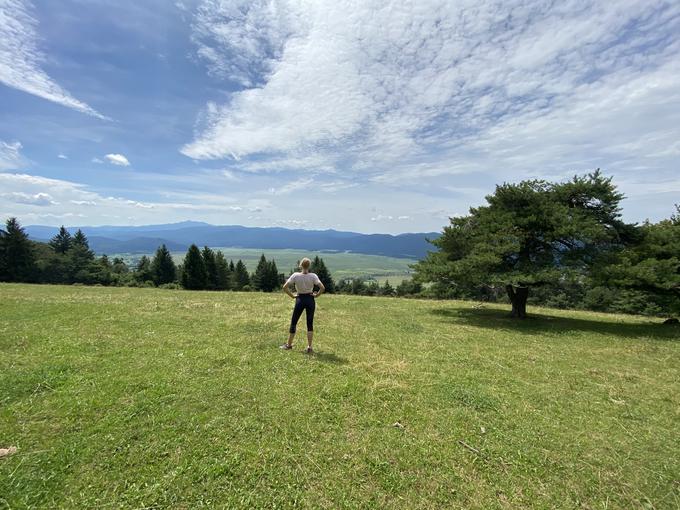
[0,220,339,293]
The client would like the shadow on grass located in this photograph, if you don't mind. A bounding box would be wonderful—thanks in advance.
[307,351,349,365]
[431,307,679,341]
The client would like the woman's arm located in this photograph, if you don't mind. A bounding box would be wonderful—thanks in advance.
[313,281,325,297]
[283,282,296,298]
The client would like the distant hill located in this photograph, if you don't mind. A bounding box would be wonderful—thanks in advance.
[25,222,439,259]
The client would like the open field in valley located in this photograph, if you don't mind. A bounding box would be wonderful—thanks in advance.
[113,248,417,284]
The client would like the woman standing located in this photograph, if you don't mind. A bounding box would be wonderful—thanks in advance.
[281,257,325,353]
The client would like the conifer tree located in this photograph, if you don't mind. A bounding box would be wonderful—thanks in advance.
[233,260,250,290]
[215,251,231,290]
[202,246,218,290]
[151,244,177,285]
[49,226,72,254]
[69,229,95,283]
[265,259,281,291]
[0,217,36,282]
[381,280,395,296]
[181,244,207,290]
[252,254,269,291]
[310,256,335,293]
[72,229,89,247]
[135,255,154,283]
[415,170,632,317]
[95,255,114,285]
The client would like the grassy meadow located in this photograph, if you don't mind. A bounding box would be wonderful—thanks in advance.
[114,248,416,283]
[1,283,679,509]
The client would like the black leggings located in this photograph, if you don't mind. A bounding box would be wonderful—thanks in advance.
[289,294,315,333]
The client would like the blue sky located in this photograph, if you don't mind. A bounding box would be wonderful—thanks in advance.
[1,0,679,234]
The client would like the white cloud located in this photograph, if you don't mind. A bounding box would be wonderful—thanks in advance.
[273,177,314,195]
[0,140,24,170]
[180,0,680,224]
[0,0,108,119]
[57,153,68,159]
[220,169,240,181]
[104,153,131,167]
[1,191,56,206]
[0,172,275,226]
[91,157,104,164]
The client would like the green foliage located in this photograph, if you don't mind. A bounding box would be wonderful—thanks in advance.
[111,257,128,274]
[310,256,336,293]
[201,246,218,290]
[151,244,176,286]
[396,279,422,297]
[233,260,250,290]
[593,216,680,316]
[0,217,37,282]
[49,226,72,254]
[415,171,632,315]
[380,279,395,296]
[134,255,153,283]
[158,282,181,290]
[214,251,231,290]
[181,244,207,290]
[251,254,280,292]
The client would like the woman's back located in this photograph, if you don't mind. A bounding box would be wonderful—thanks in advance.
[287,271,321,294]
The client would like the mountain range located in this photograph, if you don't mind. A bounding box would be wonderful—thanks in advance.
[25,222,440,259]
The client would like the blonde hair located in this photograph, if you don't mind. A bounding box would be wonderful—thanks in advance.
[299,257,312,270]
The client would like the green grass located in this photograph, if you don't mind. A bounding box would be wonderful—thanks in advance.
[1,283,678,509]
[114,248,416,283]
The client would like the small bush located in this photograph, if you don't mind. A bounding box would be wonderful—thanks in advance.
[159,283,181,290]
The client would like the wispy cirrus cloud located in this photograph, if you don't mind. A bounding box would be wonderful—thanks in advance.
[0,140,24,170]
[0,0,108,119]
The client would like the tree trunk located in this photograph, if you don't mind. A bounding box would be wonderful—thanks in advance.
[506,285,529,318]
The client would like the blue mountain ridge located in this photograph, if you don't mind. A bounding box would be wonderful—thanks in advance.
[25,222,440,259]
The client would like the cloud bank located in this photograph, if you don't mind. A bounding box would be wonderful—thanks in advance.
[181,0,680,197]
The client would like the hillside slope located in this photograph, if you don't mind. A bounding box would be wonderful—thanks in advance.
[1,284,678,509]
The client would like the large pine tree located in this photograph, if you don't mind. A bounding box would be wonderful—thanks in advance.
[49,226,72,254]
[151,244,177,285]
[181,244,207,290]
[415,171,633,317]
[0,217,36,282]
